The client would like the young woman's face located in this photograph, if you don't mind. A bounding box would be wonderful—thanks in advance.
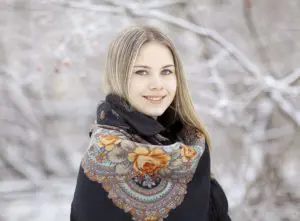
[128,41,177,119]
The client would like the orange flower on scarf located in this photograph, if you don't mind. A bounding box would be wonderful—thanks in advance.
[98,135,121,151]
[128,147,171,176]
[181,145,197,162]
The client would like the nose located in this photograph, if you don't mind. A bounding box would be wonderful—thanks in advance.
[148,74,163,90]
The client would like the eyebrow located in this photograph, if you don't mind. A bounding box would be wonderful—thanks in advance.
[133,64,175,69]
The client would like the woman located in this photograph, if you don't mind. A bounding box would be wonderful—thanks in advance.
[71,26,231,221]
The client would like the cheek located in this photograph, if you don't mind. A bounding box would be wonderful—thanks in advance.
[128,78,144,94]
[165,77,177,93]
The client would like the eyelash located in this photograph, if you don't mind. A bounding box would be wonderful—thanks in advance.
[134,69,173,75]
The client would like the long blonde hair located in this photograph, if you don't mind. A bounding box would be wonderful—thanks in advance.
[103,25,212,150]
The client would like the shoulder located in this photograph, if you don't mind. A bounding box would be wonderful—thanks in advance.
[97,101,129,127]
[89,124,131,141]
[88,102,131,137]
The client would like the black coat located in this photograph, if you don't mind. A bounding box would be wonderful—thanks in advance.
[71,94,231,221]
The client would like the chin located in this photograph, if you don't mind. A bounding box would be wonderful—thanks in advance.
[134,98,171,118]
[143,109,165,118]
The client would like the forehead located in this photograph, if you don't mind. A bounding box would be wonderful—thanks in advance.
[134,41,174,66]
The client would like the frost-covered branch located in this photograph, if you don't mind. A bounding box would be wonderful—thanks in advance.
[128,9,262,78]
[47,0,124,13]
[132,0,185,9]
[1,143,45,186]
[282,68,300,85]
[207,49,230,68]
[270,91,300,126]
[243,0,273,73]
[51,0,262,78]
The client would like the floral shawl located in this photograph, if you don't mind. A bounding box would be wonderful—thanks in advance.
[81,122,206,221]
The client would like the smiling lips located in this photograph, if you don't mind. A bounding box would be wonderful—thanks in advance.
[143,96,166,102]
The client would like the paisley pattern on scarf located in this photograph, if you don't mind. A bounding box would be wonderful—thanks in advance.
[82,125,205,221]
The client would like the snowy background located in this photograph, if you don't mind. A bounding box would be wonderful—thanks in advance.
[0,0,300,220]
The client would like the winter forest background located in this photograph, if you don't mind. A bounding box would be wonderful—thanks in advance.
[0,0,299,220]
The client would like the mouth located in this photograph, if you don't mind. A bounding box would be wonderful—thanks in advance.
[143,95,166,103]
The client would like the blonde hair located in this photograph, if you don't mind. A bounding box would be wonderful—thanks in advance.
[103,25,212,151]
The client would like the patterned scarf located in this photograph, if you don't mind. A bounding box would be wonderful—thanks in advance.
[81,95,207,221]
